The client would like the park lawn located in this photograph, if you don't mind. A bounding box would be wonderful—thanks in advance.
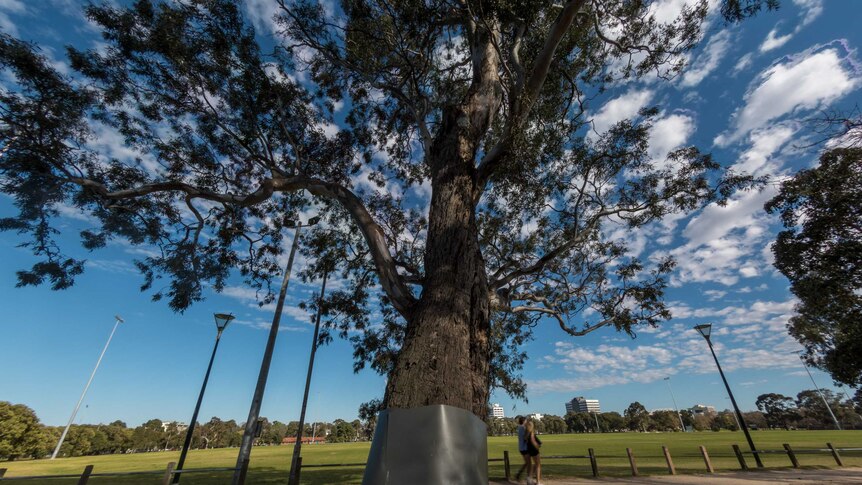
[2,430,860,484]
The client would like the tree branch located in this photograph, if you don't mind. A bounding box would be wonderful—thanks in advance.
[68,174,418,317]
[476,0,588,188]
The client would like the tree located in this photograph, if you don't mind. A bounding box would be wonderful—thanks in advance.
[741,411,767,430]
[765,147,862,386]
[131,419,166,452]
[358,399,382,441]
[0,0,773,450]
[624,402,649,432]
[649,410,679,431]
[542,415,566,434]
[713,411,738,431]
[755,393,798,429]
[0,402,48,460]
[796,389,842,430]
[691,413,714,431]
[599,412,625,432]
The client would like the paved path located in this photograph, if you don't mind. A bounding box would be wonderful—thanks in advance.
[498,466,862,484]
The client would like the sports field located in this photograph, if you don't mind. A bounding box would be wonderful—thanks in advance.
[1,430,860,484]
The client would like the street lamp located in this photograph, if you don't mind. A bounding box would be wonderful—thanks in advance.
[173,313,234,483]
[693,323,763,468]
[794,352,842,430]
[663,377,686,432]
[52,315,124,459]
[288,269,330,485]
[233,216,320,485]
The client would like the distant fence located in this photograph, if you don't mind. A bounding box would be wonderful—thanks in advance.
[0,442,858,483]
[0,464,237,484]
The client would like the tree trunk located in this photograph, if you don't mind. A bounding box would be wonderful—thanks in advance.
[384,24,501,420]
[384,167,491,417]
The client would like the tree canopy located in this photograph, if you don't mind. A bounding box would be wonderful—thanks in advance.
[0,0,773,415]
[765,147,862,387]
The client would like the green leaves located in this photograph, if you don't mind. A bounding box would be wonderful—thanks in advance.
[0,402,48,460]
[766,147,862,386]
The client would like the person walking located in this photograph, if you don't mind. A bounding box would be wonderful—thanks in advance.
[515,416,531,483]
[525,419,542,485]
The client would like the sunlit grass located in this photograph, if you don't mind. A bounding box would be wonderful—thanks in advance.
[2,430,859,484]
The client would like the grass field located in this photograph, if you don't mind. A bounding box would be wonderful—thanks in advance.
[2,430,860,484]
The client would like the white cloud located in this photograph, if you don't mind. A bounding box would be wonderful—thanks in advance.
[648,113,697,169]
[0,0,26,37]
[794,0,823,27]
[731,123,797,176]
[85,259,137,274]
[732,53,754,74]
[590,89,654,135]
[681,30,733,87]
[244,0,280,35]
[758,0,823,53]
[667,186,778,286]
[715,46,859,146]
[759,29,793,53]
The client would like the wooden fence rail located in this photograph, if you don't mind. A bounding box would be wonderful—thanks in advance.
[0,442,856,482]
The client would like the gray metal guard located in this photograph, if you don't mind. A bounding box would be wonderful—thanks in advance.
[362,404,489,484]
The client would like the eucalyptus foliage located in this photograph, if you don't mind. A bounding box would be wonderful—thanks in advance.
[0,0,772,413]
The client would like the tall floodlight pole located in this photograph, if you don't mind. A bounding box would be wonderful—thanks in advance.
[664,377,686,431]
[795,352,842,430]
[233,216,319,485]
[288,270,329,485]
[52,315,124,460]
[173,313,234,483]
[694,323,763,468]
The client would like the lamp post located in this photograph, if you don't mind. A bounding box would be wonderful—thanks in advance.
[795,352,842,430]
[173,313,234,483]
[52,315,124,460]
[694,323,763,467]
[233,216,319,485]
[288,269,329,485]
[664,377,686,431]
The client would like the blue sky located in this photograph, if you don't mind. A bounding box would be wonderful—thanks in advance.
[1,0,861,427]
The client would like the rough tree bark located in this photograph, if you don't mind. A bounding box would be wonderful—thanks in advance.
[384,27,502,418]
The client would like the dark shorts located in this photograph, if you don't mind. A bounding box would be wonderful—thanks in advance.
[519,450,528,456]
[528,448,540,457]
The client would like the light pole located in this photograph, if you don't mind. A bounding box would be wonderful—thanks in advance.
[694,323,763,468]
[288,269,329,485]
[52,315,124,459]
[795,352,842,430]
[233,216,319,485]
[664,377,686,431]
[173,313,234,484]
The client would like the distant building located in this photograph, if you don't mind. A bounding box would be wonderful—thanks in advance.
[491,403,505,419]
[690,404,716,415]
[527,413,544,421]
[565,397,601,414]
[161,421,188,433]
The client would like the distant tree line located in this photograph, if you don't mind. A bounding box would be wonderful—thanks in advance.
[486,390,861,437]
[0,402,372,461]
[755,389,862,430]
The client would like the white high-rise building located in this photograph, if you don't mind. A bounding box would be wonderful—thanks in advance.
[690,404,716,415]
[565,397,601,414]
[491,403,505,419]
